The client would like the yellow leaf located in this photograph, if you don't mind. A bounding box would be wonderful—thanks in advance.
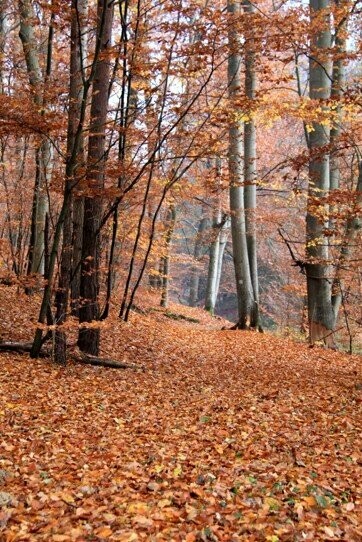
[173,464,182,477]
[60,492,75,504]
[154,464,164,473]
[128,502,149,514]
[157,498,172,508]
[95,526,113,538]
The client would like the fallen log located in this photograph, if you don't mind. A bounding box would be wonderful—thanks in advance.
[0,342,49,358]
[0,341,33,352]
[73,348,142,370]
[0,342,142,370]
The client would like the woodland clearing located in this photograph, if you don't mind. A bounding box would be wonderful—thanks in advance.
[0,286,361,542]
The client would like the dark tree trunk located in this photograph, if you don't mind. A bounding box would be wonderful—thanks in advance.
[54,0,88,364]
[78,0,114,356]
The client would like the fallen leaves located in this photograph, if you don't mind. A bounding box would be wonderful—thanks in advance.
[0,287,361,540]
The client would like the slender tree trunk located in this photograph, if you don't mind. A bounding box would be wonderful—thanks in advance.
[306,0,334,345]
[70,0,88,317]
[78,0,114,356]
[0,0,7,93]
[243,0,259,328]
[228,0,254,328]
[205,210,221,314]
[332,160,362,316]
[214,217,230,307]
[329,0,346,194]
[18,0,50,279]
[329,0,347,316]
[189,214,209,307]
[160,205,176,308]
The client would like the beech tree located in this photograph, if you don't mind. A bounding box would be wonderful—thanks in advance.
[18,0,53,279]
[228,0,258,329]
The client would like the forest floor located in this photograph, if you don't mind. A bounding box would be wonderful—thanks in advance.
[0,286,361,542]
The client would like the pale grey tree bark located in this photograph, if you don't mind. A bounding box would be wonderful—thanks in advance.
[214,217,230,305]
[306,0,334,345]
[18,0,51,278]
[228,0,255,328]
[189,212,209,307]
[243,0,259,328]
[205,208,222,314]
[329,0,346,193]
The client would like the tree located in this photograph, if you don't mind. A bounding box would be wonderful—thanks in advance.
[305,0,335,346]
[54,0,88,364]
[243,0,259,328]
[18,0,53,280]
[228,0,258,329]
[77,0,114,356]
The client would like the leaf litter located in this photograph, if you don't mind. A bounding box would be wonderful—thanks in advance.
[0,287,361,541]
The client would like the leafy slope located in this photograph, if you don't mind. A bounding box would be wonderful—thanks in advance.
[0,289,361,541]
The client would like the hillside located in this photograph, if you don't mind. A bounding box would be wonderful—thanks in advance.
[0,287,361,541]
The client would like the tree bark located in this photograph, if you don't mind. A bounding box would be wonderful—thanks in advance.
[160,205,176,308]
[243,0,259,328]
[54,0,88,364]
[205,210,221,314]
[214,217,230,307]
[306,0,334,345]
[78,0,114,356]
[228,0,254,329]
[18,0,51,279]
[189,214,209,307]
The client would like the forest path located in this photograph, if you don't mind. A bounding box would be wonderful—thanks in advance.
[0,287,361,540]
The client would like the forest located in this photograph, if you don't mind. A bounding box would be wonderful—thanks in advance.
[0,0,361,540]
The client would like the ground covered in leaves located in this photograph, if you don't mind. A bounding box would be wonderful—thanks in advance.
[0,288,361,541]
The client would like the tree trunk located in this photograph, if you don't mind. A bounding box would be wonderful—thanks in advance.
[189,214,209,307]
[160,205,176,308]
[214,217,230,307]
[306,0,334,345]
[332,160,362,316]
[228,0,254,329]
[54,0,88,364]
[0,0,7,93]
[329,0,346,194]
[78,0,114,356]
[205,210,222,314]
[70,0,88,318]
[243,0,259,328]
[18,0,50,279]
